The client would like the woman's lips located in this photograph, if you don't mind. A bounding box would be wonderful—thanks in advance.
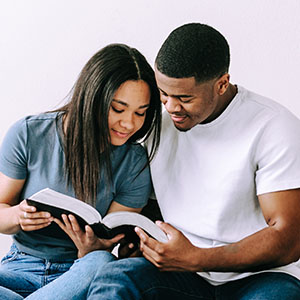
[112,129,130,138]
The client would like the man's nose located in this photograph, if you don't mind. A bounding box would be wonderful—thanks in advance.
[163,96,182,113]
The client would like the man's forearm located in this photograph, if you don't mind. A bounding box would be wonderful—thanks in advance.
[194,226,300,273]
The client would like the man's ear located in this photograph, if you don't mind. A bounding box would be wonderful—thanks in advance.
[216,74,230,95]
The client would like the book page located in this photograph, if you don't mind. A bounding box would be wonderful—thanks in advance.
[28,188,102,224]
[103,211,168,242]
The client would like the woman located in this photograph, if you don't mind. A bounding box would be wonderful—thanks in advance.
[0,43,161,299]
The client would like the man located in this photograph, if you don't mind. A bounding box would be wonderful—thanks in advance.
[29,23,300,300]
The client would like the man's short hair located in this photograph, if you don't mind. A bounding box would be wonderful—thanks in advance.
[155,23,230,83]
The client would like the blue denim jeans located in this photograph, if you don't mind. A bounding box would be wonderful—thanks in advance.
[0,243,115,299]
[2,244,300,299]
[86,257,300,300]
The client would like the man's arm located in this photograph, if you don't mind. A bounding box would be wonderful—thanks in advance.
[135,188,300,272]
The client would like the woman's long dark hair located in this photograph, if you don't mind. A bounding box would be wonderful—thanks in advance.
[56,44,161,205]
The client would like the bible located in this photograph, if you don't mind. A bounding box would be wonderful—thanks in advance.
[26,188,168,243]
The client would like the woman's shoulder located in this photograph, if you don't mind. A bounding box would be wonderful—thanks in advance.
[112,142,148,164]
[24,111,60,124]
[10,112,59,129]
[124,142,147,159]
[4,112,61,145]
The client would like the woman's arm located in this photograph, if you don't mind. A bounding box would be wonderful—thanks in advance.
[107,200,142,214]
[0,172,53,234]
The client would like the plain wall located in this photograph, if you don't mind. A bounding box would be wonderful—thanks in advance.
[0,0,299,257]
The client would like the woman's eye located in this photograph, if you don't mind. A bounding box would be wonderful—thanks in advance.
[111,106,123,113]
[135,111,146,117]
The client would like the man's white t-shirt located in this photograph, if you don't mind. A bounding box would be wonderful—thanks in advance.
[149,85,300,285]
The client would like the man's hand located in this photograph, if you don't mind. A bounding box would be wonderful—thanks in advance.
[117,239,142,259]
[54,214,124,258]
[135,221,200,272]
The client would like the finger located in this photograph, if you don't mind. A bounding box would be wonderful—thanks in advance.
[156,221,177,239]
[53,218,67,230]
[21,221,52,231]
[109,233,125,245]
[139,239,162,262]
[22,218,53,226]
[20,200,36,212]
[68,215,82,233]
[61,214,72,229]
[85,225,96,239]
[59,215,76,237]
[128,242,135,249]
[101,233,125,250]
[135,227,162,261]
[22,211,52,220]
[141,249,162,268]
[135,227,158,250]
[135,227,148,241]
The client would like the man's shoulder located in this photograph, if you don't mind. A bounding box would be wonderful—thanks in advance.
[239,86,294,118]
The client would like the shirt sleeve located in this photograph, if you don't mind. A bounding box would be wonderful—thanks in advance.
[255,110,300,194]
[0,118,28,179]
[113,145,152,208]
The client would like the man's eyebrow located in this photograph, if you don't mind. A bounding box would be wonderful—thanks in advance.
[158,88,193,98]
[112,99,150,109]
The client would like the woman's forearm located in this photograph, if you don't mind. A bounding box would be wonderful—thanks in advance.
[0,204,21,234]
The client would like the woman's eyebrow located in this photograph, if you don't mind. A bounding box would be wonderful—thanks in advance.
[139,104,150,109]
[112,99,150,109]
[112,99,128,107]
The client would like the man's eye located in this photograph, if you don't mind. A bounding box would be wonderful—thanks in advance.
[180,99,192,103]
[111,106,123,113]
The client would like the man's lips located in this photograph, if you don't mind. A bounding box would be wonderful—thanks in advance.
[170,114,187,123]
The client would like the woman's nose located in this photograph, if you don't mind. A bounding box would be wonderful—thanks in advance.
[119,113,134,130]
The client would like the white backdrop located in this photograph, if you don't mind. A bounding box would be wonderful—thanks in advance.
[0,0,300,257]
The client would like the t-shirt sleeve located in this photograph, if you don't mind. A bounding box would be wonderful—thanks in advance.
[0,118,28,179]
[255,110,300,194]
[113,146,152,208]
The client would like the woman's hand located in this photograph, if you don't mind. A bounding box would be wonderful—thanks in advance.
[54,214,125,258]
[17,199,54,231]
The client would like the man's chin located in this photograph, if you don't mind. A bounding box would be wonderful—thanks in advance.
[173,122,192,132]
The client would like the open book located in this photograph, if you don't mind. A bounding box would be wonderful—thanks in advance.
[26,188,168,243]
